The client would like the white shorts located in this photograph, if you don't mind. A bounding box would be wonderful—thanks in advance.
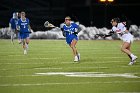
[121,33,133,43]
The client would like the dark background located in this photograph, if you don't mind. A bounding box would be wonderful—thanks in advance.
[0,0,140,31]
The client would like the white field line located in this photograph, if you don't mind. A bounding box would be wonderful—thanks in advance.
[0,81,140,87]
[0,72,139,78]
[35,72,140,78]
[0,65,139,71]
[0,72,104,77]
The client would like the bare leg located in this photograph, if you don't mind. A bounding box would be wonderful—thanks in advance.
[25,38,30,49]
[127,43,132,60]
[121,42,137,65]
[22,39,26,50]
[70,39,78,57]
[121,42,131,55]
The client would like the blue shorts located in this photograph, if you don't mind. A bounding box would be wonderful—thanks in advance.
[66,34,78,45]
[20,33,29,39]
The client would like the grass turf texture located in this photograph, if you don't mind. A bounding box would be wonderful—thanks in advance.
[0,39,140,93]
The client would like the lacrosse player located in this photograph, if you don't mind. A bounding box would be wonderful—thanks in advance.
[9,12,19,44]
[110,18,137,65]
[60,16,80,62]
[17,11,32,54]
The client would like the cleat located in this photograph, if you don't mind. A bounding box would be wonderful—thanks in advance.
[128,62,134,65]
[132,56,138,63]
[74,56,78,62]
[24,50,27,55]
[19,41,22,44]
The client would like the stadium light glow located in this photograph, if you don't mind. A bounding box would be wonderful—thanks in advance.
[108,0,114,2]
[99,0,114,3]
[99,0,106,2]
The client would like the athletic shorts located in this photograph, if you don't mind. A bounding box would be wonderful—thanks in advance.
[121,33,133,43]
[66,34,78,45]
[20,33,29,39]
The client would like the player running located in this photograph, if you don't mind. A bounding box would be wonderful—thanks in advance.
[60,16,80,62]
[109,18,138,65]
[9,12,19,44]
[17,11,32,54]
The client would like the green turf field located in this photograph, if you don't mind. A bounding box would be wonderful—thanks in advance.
[0,39,140,93]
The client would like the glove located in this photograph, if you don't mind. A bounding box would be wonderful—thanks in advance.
[109,31,114,35]
[73,32,78,35]
[61,28,66,37]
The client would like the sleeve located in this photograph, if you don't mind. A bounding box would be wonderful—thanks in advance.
[73,23,79,28]
[112,26,117,32]
[112,26,122,34]
[72,23,81,34]
[122,26,126,32]
[119,23,126,32]
[9,18,12,24]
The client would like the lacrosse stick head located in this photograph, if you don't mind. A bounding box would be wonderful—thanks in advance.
[44,21,50,27]
[44,21,55,28]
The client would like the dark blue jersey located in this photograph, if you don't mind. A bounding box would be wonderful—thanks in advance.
[17,18,30,33]
[62,23,79,44]
[9,18,18,29]
[63,23,79,37]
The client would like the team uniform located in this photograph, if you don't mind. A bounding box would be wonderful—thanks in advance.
[62,23,79,45]
[111,21,137,65]
[9,13,18,43]
[60,20,80,62]
[17,18,30,39]
[112,22,133,43]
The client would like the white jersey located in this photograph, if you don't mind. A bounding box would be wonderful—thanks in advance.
[112,23,133,43]
[112,22,126,34]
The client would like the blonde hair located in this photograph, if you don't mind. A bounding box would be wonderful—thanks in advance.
[65,16,71,20]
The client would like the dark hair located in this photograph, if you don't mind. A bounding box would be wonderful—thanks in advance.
[112,18,120,23]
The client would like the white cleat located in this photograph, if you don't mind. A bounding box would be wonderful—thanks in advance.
[24,50,27,55]
[128,62,134,65]
[74,56,78,62]
[18,41,22,44]
[132,56,138,63]
[77,53,80,61]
